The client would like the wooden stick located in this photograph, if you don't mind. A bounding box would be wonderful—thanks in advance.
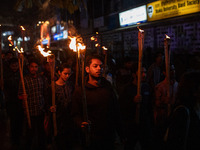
[75,50,80,87]
[18,53,31,128]
[103,50,107,77]
[0,26,3,91]
[48,55,57,136]
[22,31,25,50]
[81,52,90,147]
[164,36,171,116]
[135,29,144,124]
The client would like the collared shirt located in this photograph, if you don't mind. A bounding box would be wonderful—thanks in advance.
[18,74,48,116]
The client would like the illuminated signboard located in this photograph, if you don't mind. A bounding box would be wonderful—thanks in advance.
[147,0,200,21]
[41,21,50,46]
[42,39,49,45]
[53,30,68,41]
[119,5,147,27]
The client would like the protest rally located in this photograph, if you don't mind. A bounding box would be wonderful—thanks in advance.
[0,0,200,150]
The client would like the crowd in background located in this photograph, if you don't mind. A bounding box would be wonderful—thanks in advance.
[0,48,200,150]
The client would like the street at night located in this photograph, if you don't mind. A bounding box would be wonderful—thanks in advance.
[0,0,200,150]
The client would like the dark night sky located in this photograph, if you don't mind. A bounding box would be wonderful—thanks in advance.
[0,0,17,16]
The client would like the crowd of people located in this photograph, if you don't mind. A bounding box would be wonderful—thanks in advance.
[0,49,200,150]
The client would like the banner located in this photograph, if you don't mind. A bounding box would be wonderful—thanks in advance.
[119,5,147,27]
[147,0,200,21]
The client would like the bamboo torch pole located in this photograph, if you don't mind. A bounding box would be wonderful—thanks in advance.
[96,32,99,55]
[8,36,31,128]
[48,54,57,136]
[164,35,171,116]
[80,44,90,147]
[20,26,25,51]
[18,53,31,128]
[102,46,108,78]
[75,49,80,87]
[37,45,57,136]
[0,25,3,91]
[135,27,144,124]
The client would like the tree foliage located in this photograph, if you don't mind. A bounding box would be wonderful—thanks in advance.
[14,0,86,14]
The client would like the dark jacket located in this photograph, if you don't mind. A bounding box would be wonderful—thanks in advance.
[71,77,124,142]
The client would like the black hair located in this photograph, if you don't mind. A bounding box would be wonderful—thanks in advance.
[5,51,14,55]
[9,57,18,65]
[58,63,72,72]
[85,54,104,67]
[130,62,147,74]
[154,51,163,61]
[176,70,200,108]
[123,56,133,63]
[28,57,40,66]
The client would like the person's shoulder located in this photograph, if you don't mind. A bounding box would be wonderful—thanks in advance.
[174,81,179,87]
[73,86,82,93]
[66,80,75,90]
[173,105,190,118]
[148,63,156,69]
[155,81,163,87]
[142,82,151,89]
[101,77,113,87]
[38,74,48,80]
[23,74,31,79]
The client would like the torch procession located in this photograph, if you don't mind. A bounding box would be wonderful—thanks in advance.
[1,0,200,149]
[8,35,32,129]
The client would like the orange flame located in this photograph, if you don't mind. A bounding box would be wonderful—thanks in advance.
[8,36,23,53]
[69,37,77,52]
[102,46,108,51]
[91,36,95,41]
[139,28,144,33]
[165,34,170,39]
[95,43,100,47]
[78,43,86,51]
[20,26,25,31]
[137,23,144,33]
[37,45,51,57]
[14,46,23,53]
[8,35,14,45]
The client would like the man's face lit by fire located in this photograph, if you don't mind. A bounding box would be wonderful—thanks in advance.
[86,59,103,79]
[29,62,38,76]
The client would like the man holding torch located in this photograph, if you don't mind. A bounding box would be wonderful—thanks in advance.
[4,57,24,148]
[119,64,154,150]
[18,58,49,150]
[71,54,125,150]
